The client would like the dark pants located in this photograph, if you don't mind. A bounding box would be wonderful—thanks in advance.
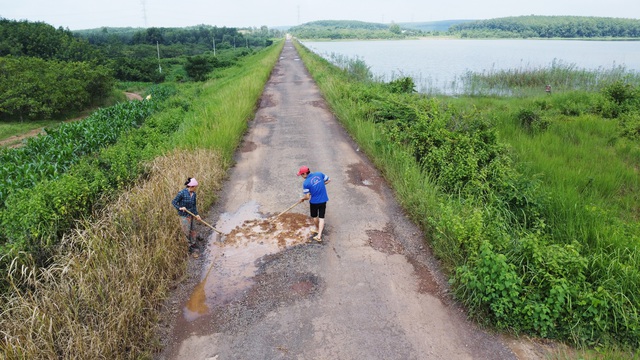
[310,202,327,218]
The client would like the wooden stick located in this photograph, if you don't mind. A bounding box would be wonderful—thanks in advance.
[269,201,301,223]
[182,209,225,235]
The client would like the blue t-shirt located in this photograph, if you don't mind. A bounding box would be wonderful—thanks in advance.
[303,172,329,204]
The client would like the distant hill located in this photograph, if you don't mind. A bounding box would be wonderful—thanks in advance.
[293,20,389,31]
[271,25,292,32]
[289,16,640,39]
[449,15,640,38]
[288,19,422,39]
[397,20,475,32]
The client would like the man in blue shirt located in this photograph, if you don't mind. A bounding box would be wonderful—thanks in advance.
[297,165,331,242]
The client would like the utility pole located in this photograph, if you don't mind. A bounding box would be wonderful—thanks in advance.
[156,41,161,73]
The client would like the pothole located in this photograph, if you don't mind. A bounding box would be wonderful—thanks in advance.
[183,201,315,321]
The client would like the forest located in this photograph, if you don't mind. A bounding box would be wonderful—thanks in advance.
[449,15,640,38]
[289,16,640,40]
[0,18,283,120]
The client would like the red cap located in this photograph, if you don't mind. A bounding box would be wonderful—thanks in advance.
[297,166,309,176]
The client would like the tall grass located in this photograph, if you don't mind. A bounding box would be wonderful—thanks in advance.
[459,60,640,97]
[310,53,640,97]
[0,150,224,359]
[172,41,284,158]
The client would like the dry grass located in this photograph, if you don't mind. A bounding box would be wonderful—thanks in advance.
[0,149,226,359]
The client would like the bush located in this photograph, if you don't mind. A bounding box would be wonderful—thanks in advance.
[599,81,639,117]
[184,55,214,81]
[385,77,415,94]
[112,57,165,83]
[296,39,640,349]
[602,81,637,106]
[619,112,640,140]
[454,241,523,329]
[345,58,373,82]
[516,107,550,133]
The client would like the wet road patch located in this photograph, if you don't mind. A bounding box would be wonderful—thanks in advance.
[182,201,319,324]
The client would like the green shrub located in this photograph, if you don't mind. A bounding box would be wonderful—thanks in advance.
[184,55,214,81]
[385,77,415,94]
[454,241,523,329]
[602,81,637,106]
[516,107,550,133]
[599,81,640,117]
[345,58,373,82]
[619,112,640,140]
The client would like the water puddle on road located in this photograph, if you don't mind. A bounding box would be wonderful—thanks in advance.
[183,201,314,322]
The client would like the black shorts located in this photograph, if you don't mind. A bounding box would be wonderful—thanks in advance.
[309,202,326,218]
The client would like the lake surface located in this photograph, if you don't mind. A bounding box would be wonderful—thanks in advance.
[301,39,640,94]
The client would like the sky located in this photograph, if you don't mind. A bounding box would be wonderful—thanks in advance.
[1,0,639,30]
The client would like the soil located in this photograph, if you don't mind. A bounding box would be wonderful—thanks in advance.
[153,41,567,359]
[125,92,143,101]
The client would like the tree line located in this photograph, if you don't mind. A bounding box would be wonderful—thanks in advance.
[449,15,640,38]
[0,18,283,121]
[289,20,422,40]
[290,16,640,40]
[77,24,281,48]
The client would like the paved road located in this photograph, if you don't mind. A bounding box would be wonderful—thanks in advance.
[160,39,526,360]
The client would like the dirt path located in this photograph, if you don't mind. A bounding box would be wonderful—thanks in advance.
[155,40,554,359]
[125,92,143,101]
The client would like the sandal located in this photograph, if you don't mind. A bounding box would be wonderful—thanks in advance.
[313,235,322,242]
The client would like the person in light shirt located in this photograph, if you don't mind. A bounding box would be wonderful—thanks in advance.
[171,177,202,258]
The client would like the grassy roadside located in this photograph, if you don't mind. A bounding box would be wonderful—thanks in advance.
[293,39,639,358]
[0,40,284,359]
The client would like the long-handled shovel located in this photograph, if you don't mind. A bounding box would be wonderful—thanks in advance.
[269,200,301,223]
[183,209,226,235]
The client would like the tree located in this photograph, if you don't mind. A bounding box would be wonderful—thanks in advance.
[184,56,213,81]
[389,22,401,35]
[0,57,114,120]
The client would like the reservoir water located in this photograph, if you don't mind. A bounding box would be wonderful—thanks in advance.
[301,39,640,94]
